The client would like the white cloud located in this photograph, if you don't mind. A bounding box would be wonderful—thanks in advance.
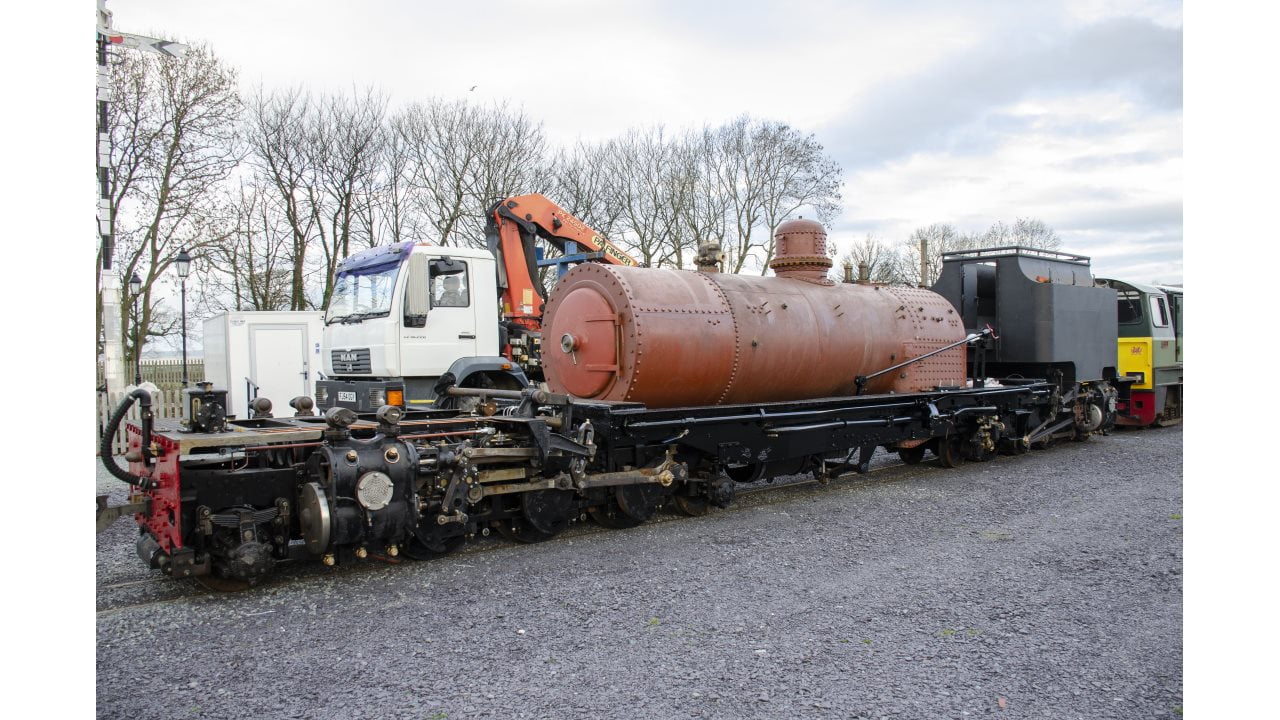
[106,0,1182,283]
[1065,0,1183,28]
[831,91,1182,283]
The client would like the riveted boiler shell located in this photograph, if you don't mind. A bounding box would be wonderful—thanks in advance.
[542,264,967,408]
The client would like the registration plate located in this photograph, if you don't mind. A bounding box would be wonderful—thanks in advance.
[337,391,356,403]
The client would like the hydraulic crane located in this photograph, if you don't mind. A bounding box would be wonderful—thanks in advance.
[484,194,638,372]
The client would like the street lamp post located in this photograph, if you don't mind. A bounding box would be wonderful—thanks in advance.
[175,249,192,387]
[129,272,142,385]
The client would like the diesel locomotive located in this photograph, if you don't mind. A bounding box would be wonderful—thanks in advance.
[97,219,1175,586]
[1099,279,1183,426]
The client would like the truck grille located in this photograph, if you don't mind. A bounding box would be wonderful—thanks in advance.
[331,348,372,374]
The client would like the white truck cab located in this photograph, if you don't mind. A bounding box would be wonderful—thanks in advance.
[317,242,525,412]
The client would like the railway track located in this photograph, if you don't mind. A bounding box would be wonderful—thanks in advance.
[98,456,924,615]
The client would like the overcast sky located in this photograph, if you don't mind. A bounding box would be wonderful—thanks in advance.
[106,0,1183,284]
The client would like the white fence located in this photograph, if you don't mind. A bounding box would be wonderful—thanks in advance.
[96,387,187,456]
[97,359,205,456]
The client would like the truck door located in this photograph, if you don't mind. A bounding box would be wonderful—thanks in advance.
[401,258,479,376]
[248,323,310,417]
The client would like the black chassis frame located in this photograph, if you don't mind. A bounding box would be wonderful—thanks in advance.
[125,377,1060,581]
[571,380,1054,480]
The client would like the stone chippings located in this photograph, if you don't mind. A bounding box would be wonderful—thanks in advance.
[97,426,1183,719]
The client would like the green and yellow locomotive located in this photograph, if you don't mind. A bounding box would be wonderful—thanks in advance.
[1099,279,1183,426]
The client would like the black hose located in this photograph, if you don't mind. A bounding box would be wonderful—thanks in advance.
[100,388,158,490]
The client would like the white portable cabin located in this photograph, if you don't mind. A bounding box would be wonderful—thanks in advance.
[202,311,325,419]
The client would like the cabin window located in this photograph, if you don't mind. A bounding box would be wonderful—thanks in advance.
[1116,290,1143,325]
[1150,296,1169,328]
[328,261,400,323]
[430,261,470,308]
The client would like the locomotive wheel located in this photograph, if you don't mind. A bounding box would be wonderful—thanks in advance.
[404,531,465,560]
[495,517,559,543]
[521,489,576,536]
[898,445,927,465]
[590,483,668,528]
[672,493,712,517]
[588,491,647,529]
[615,484,666,523]
[494,489,577,543]
[587,503,643,529]
[937,436,965,468]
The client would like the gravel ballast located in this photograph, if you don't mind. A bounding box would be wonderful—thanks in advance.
[97,425,1183,719]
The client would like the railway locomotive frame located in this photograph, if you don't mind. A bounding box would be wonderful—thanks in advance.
[98,226,1180,586]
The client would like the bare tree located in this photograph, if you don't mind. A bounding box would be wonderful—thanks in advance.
[394,99,474,246]
[547,141,628,240]
[670,127,729,269]
[901,223,978,286]
[534,140,634,286]
[537,117,845,273]
[310,87,389,308]
[899,218,1064,287]
[108,41,242,362]
[197,179,294,312]
[244,86,317,310]
[395,99,549,249]
[835,233,906,284]
[711,117,767,273]
[753,121,843,273]
[980,217,1062,249]
[709,116,843,274]
[604,127,686,267]
[351,117,424,247]
[112,55,859,326]
[467,103,551,242]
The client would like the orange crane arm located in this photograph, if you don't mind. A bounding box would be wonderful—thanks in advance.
[485,194,638,331]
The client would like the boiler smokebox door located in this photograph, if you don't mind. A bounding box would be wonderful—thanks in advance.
[553,286,619,398]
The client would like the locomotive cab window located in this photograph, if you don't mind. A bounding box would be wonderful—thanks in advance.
[1150,296,1169,328]
[430,259,470,308]
[1116,289,1143,325]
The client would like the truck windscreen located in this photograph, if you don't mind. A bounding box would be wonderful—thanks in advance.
[327,261,401,324]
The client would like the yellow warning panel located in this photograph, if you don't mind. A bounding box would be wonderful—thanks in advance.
[1118,337,1153,389]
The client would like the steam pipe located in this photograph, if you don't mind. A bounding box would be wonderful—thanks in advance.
[444,386,569,405]
[855,328,995,395]
[99,388,159,490]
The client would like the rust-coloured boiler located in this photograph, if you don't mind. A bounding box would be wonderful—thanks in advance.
[541,219,967,408]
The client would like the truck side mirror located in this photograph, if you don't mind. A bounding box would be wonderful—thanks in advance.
[404,252,429,327]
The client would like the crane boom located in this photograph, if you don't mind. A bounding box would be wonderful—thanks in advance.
[485,194,638,333]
